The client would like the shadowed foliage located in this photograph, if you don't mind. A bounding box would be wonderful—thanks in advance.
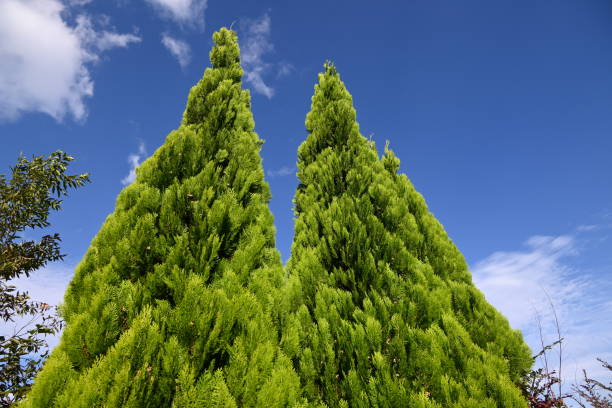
[279,62,534,407]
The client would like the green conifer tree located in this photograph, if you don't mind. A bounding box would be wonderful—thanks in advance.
[280,62,534,407]
[22,28,302,408]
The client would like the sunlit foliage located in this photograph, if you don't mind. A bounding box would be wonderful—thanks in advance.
[21,28,302,408]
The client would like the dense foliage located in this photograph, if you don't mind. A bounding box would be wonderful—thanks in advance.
[0,152,89,406]
[21,28,301,407]
[21,27,603,408]
[279,62,534,407]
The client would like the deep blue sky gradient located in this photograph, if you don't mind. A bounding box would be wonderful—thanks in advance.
[3,0,611,265]
[2,0,612,396]
[5,0,612,261]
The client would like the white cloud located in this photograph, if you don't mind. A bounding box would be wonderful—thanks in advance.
[121,141,147,185]
[73,14,141,54]
[6,264,73,312]
[0,0,140,123]
[240,13,275,98]
[145,0,207,26]
[277,61,294,78]
[237,14,294,97]
[66,0,92,5]
[161,33,191,68]
[267,166,295,178]
[471,233,612,403]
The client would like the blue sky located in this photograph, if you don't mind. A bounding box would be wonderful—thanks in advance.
[1,0,611,401]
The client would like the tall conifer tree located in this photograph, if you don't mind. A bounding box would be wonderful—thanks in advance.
[280,63,533,407]
[22,28,302,407]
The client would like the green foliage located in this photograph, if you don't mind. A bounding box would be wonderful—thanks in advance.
[281,62,534,407]
[0,151,89,406]
[22,28,303,407]
[19,33,545,408]
[0,151,90,281]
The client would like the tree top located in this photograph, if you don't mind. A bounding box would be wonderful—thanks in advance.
[210,27,241,70]
[182,27,245,127]
[299,63,360,165]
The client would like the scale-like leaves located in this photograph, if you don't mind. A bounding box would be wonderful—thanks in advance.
[22,28,301,408]
[282,62,533,407]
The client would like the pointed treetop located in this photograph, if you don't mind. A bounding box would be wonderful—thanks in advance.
[299,63,360,165]
[210,27,241,69]
[286,60,534,407]
[323,60,338,76]
[23,25,295,407]
[182,27,245,127]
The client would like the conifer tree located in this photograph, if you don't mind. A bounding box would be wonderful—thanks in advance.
[22,28,302,408]
[280,62,534,407]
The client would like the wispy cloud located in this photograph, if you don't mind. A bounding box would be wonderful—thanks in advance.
[5,264,73,312]
[161,33,191,68]
[0,0,140,123]
[121,141,147,185]
[74,14,141,53]
[240,13,275,98]
[471,231,612,400]
[276,61,294,78]
[145,0,207,27]
[267,166,295,178]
